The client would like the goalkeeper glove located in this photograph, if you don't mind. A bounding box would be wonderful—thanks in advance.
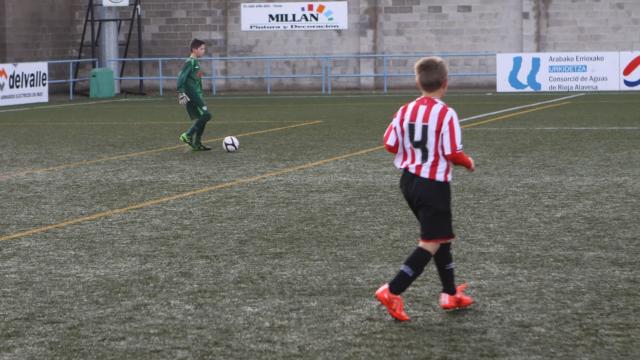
[178,93,190,105]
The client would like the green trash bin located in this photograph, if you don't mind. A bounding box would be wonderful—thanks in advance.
[89,68,115,98]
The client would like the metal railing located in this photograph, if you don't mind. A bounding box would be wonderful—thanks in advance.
[110,52,496,96]
[324,52,496,94]
[47,59,97,100]
[43,53,495,99]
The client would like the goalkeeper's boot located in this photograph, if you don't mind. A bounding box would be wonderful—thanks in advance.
[179,133,197,150]
[193,143,211,151]
[439,283,473,310]
[375,284,410,321]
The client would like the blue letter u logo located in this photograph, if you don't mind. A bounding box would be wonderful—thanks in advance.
[508,56,542,91]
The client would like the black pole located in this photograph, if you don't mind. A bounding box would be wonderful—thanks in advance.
[74,1,93,92]
[137,0,143,94]
[90,0,96,68]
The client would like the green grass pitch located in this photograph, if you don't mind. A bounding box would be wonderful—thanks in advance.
[1,91,639,359]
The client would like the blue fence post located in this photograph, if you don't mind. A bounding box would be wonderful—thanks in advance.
[266,59,271,95]
[159,59,163,97]
[327,59,332,95]
[69,62,74,100]
[321,58,326,94]
[211,59,216,96]
[383,55,388,94]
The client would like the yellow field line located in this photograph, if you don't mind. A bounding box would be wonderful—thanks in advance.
[0,101,572,242]
[0,121,322,180]
[0,146,381,242]
[0,120,309,126]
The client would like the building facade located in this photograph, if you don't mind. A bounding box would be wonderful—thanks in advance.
[1,0,638,91]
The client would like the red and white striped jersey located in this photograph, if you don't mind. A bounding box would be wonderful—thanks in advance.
[383,96,464,182]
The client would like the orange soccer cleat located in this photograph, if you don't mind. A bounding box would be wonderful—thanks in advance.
[439,283,474,310]
[375,284,410,321]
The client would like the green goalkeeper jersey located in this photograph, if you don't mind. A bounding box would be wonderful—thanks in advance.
[177,56,203,98]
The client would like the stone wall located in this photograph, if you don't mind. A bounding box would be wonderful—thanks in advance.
[532,0,640,51]
[0,2,5,61]
[0,0,85,92]
[1,0,639,91]
[1,0,84,62]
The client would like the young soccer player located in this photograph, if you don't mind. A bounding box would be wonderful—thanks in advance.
[177,39,212,151]
[375,56,475,321]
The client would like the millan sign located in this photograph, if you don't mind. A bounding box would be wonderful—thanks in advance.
[241,2,348,31]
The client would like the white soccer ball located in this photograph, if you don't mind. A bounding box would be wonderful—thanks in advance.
[222,136,239,152]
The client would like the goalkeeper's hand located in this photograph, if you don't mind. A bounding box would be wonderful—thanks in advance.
[178,93,190,105]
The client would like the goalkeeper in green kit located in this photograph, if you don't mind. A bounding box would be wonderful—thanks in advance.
[177,39,211,151]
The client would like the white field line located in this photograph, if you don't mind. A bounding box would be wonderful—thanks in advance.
[459,93,585,122]
[0,93,585,114]
[0,99,130,113]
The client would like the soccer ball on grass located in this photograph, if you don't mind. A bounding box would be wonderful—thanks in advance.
[222,136,239,152]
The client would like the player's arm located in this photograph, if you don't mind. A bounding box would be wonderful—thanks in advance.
[177,60,194,93]
[445,152,474,171]
[382,111,401,154]
[383,123,399,154]
[442,110,475,171]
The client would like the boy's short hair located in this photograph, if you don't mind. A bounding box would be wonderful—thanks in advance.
[414,57,448,93]
[190,39,206,51]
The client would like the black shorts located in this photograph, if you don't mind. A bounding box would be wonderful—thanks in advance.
[399,170,454,242]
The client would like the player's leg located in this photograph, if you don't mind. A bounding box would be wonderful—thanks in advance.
[386,243,434,295]
[426,183,473,309]
[417,197,454,298]
[434,243,472,309]
[413,231,473,310]
[387,171,443,295]
[433,242,456,295]
[194,108,212,150]
[190,96,212,150]
[179,103,199,150]
[375,171,432,321]
[375,243,432,322]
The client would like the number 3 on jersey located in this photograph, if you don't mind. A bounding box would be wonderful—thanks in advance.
[408,123,429,163]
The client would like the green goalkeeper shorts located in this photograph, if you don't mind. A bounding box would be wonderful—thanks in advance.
[185,94,211,121]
